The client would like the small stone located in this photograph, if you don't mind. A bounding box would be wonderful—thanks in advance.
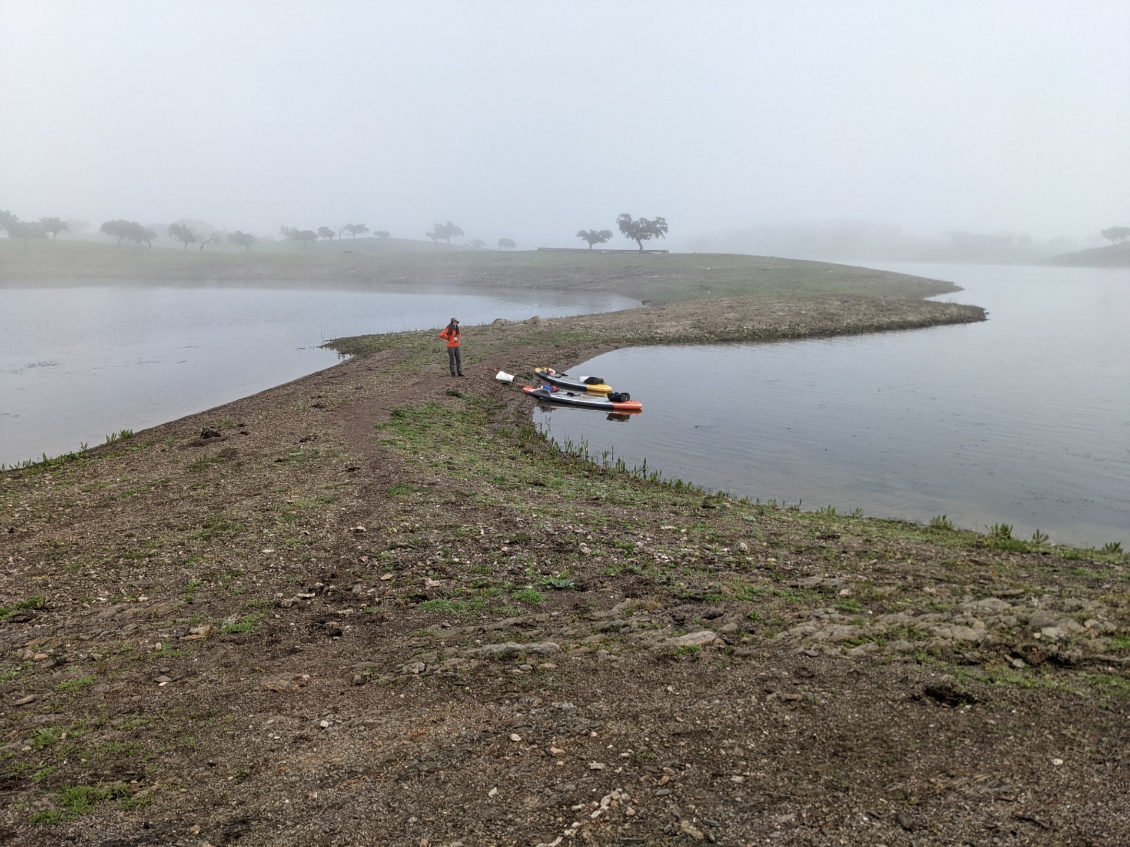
[465,641,561,659]
[588,761,606,770]
[659,631,719,650]
[509,733,522,742]
[1052,758,1064,766]
[679,819,705,840]
[262,673,309,692]
[180,624,213,641]
[488,787,498,797]
[549,746,565,756]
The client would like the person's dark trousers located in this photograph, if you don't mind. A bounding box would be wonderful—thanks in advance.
[448,347,462,376]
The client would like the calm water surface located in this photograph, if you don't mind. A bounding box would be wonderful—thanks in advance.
[533,264,1129,548]
[0,284,636,465]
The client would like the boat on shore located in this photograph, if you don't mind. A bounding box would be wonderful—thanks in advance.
[523,384,642,413]
[534,367,612,395]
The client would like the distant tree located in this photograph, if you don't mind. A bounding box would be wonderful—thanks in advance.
[101,219,131,246]
[426,221,463,244]
[295,229,318,247]
[344,223,369,239]
[576,228,613,250]
[168,222,196,249]
[616,213,668,252]
[170,222,220,251]
[1101,226,1130,245]
[228,231,257,252]
[39,217,68,239]
[318,226,336,241]
[497,238,516,251]
[469,238,486,249]
[101,219,152,248]
[133,224,155,248]
[279,225,299,240]
[4,215,47,246]
[373,230,390,238]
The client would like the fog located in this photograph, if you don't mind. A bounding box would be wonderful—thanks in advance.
[2,1,1128,253]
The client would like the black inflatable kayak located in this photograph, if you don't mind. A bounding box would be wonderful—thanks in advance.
[523,384,642,413]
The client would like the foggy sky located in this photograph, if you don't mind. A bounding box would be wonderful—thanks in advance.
[2,0,1128,249]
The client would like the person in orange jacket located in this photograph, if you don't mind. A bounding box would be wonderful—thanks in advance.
[438,317,463,377]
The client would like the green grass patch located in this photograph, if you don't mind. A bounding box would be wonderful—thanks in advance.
[1075,671,1130,702]
[220,613,264,635]
[513,587,547,606]
[31,782,131,824]
[57,674,96,692]
[0,596,45,618]
[540,574,576,590]
[31,727,62,750]
[119,793,154,811]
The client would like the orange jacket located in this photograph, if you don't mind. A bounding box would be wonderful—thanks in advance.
[439,325,461,348]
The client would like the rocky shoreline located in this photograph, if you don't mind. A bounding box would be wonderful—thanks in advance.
[2,254,1128,846]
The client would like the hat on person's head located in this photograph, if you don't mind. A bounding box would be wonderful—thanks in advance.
[451,317,459,323]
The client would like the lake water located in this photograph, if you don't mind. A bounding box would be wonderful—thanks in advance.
[0,284,637,465]
[532,264,1129,548]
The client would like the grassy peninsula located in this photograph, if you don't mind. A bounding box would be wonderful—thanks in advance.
[1,243,1127,846]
